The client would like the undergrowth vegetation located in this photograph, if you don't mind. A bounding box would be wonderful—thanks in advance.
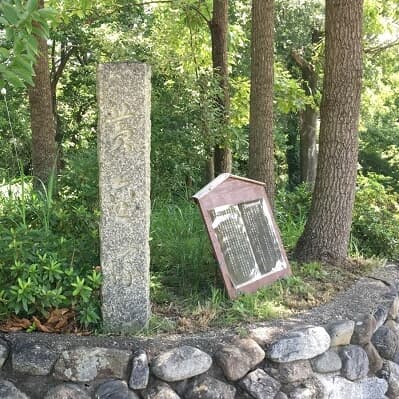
[0,0,398,336]
[0,149,101,330]
[146,176,396,334]
[0,144,397,334]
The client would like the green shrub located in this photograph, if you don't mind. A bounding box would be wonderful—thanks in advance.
[275,184,311,250]
[352,173,399,260]
[0,147,101,329]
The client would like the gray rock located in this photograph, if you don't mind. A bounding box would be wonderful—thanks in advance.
[311,349,342,373]
[274,393,288,399]
[267,326,330,363]
[129,350,149,390]
[12,343,58,376]
[325,320,355,347]
[278,360,312,383]
[315,374,356,398]
[53,347,131,382]
[378,360,399,399]
[44,383,91,399]
[0,379,30,399]
[248,327,274,346]
[374,306,389,332]
[385,320,399,361]
[95,379,139,399]
[364,342,383,373]
[358,377,389,399]
[151,346,212,382]
[339,345,369,381]
[98,62,151,333]
[382,294,399,320]
[0,338,9,368]
[239,369,280,399]
[351,315,376,345]
[215,338,265,381]
[183,375,236,399]
[263,363,280,380]
[388,296,399,320]
[372,325,399,360]
[384,319,399,334]
[289,378,324,399]
[143,381,180,399]
[315,374,387,399]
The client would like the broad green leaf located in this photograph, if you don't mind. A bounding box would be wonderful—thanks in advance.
[27,0,39,14]
[32,24,48,38]
[37,7,57,20]
[2,3,20,25]
[14,69,34,85]
[0,16,9,26]
[12,56,33,75]
[0,48,9,59]
[3,69,25,88]
[26,36,39,56]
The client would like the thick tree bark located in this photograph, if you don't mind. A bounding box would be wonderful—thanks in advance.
[209,0,232,176]
[295,0,363,264]
[248,0,275,205]
[29,0,57,186]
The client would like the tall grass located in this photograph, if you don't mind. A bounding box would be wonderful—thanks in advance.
[150,200,218,302]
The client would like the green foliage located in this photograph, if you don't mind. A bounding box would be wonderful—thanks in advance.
[0,0,399,335]
[148,196,320,330]
[0,146,101,328]
[150,200,218,302]
[0,0,56,89]
[352,173,399,260]
[0,88,31,179]
[275,184,312,250]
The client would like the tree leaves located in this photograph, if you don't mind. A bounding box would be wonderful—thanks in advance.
[2,3,19,25]
[0,0,56,89]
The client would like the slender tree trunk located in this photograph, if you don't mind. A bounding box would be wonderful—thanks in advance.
[209,0,232,176]
[29,0,57,186]
[286,114,300,189]
[248,0,275,205]
[295,0,363,265]
[291,50,318,188]
[299,105,318,186]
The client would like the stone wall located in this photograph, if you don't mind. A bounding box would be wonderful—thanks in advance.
[1,276,399,398]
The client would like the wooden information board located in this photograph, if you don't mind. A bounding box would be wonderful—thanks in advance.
[193,174,291,298]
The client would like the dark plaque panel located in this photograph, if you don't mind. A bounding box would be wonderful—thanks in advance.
[239,199,284,275]
[210,199,286,288]
[211,205,261,287]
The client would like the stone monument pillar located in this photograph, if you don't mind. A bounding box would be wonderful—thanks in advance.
[97,62,151,332]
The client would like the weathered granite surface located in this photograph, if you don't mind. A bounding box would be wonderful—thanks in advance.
[97,62,151,333]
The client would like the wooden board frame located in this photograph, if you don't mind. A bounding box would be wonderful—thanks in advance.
[193,174,291,299]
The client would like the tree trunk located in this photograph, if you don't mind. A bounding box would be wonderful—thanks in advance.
[295,0,363,265]
[29,0,57,187]
[285,114,300,190]
[291,50,318,188]
[209,0,232,176]
[248,0,275,205]
[299,105,318,186]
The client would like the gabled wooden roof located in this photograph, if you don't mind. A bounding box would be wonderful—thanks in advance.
[193,173,265,201]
